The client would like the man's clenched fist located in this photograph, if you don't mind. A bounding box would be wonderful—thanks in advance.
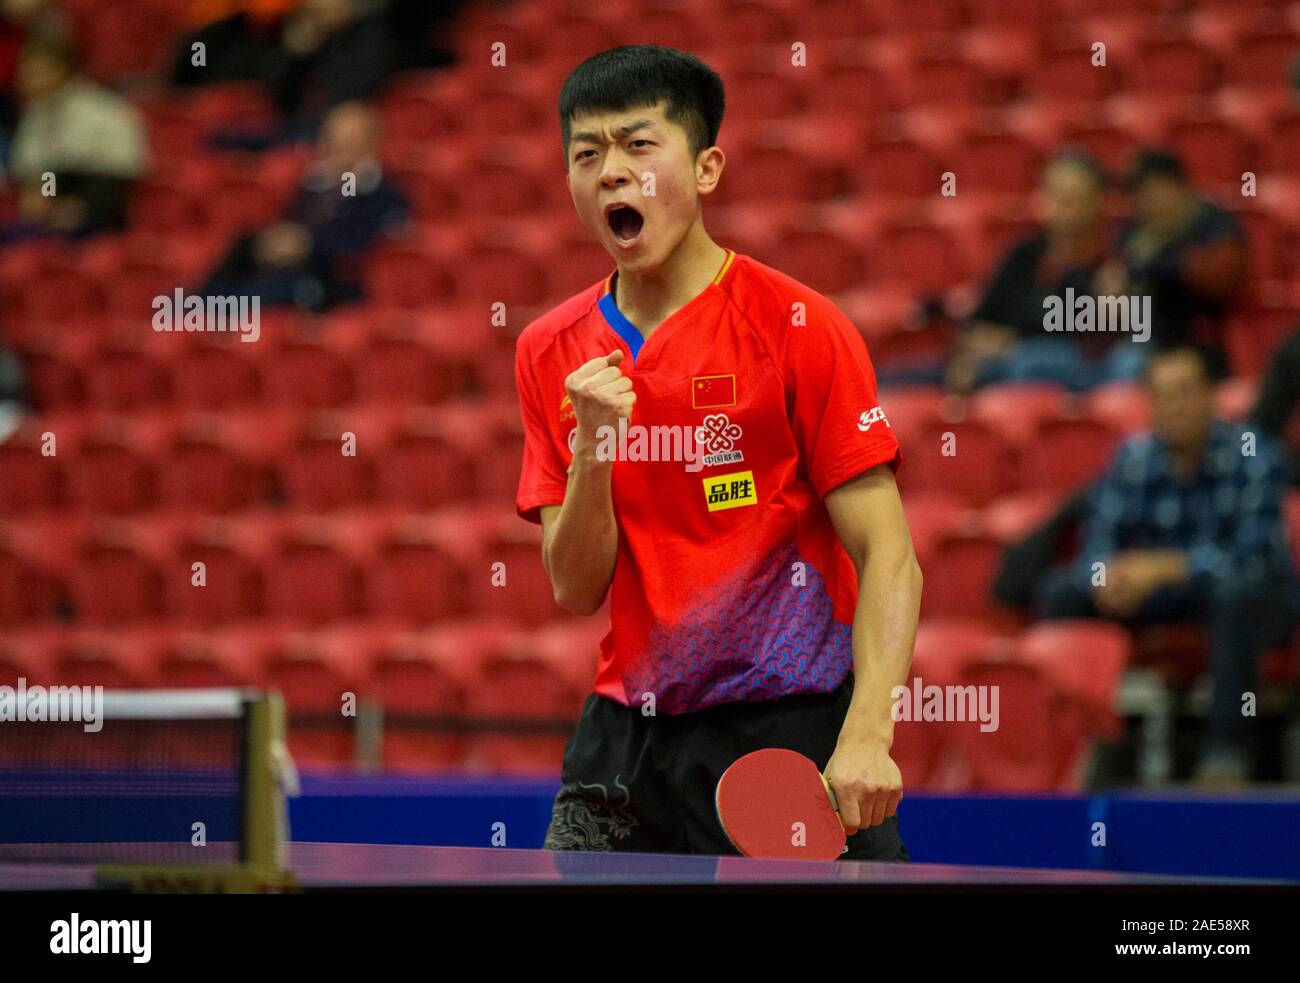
[565,349,636,441]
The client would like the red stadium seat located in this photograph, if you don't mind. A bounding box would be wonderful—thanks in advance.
[1267,113,1300,178]
[1214,376,1259,422]
[920,529,1006,620]
[467,629,588,774]
[1238,210,1289,285]
[168,340,261,409]
[366,622,510,770]
[67,420,162,515]
[875,222,967,296]
[1225,305,1297,377]
[1131,39,1221,99]
[982,491,1065,544]
[1017,620,1130,738]
[161,423,260,514]
[1057,121,1131,172]
[1229,28,1300,93]
[264,520,367,624]
[154,629,263,690]
[728,56,807,119]
[894,619,1004,788]
[855,137,943,200]
[453,236,549,308]
[774,226,865,295]
[904,419,1016,506]
[469,512,567,626]
[260,333,356,409]
[0,521,76,625]
[1170,119,1255,191]
[129,180,206,235]
[365,517,470,624]
[83,339,171,411]
[365,236,453,309]
[908,56,987,112]
[260,628,364,767]
[878,386,951,450]
[0,626,66,683]
[724,142,834,204]
[954,658,1083,789]
[1032,43,1119,106]
[0,417,72,513]
[161,411,291,513]
[374,408,479,509]
[279,410,385,511]
[51,628,164,689]
[15,265,107,324]
[901,492,972,568]
[806,52,896,120]
[968,384,1070,448]
[1019,418,1119,494]
[1082,382,1151,435]
[165,520,267,625]
[957,130,1044,198]
[70,521,168,624]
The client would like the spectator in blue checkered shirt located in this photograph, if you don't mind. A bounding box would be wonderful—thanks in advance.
[1037,345,1300,787]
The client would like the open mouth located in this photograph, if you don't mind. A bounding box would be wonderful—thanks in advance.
[605,203,645,244]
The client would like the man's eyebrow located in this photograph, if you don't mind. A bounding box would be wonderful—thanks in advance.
[570,119,656,146]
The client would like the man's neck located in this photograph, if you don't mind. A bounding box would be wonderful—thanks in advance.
[1168,432,1210,481]
[612,222,727,341]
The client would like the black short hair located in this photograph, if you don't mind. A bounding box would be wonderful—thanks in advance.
[1130,148,1187,189]
[558,45,725,162]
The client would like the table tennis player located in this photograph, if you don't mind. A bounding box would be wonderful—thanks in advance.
[514,45,921,859]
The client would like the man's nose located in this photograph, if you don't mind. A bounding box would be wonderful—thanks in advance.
[599,151,633,186]
[600,167,631,188]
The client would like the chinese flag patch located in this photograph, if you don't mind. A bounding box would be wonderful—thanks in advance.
[692,374,737,409]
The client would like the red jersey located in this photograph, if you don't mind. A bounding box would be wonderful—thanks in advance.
[515,249,901,714]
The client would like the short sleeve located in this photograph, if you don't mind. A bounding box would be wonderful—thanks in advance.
[515,340,569,524]
[785,302,902,498]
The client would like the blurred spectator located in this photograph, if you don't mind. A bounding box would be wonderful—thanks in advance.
[0,0,69,152]
[170,0,301,89]
[1036,346,1300,787]
[944,151,1135,394]
[265,0,401,122]
[0,340,25,441]
[1096,150,1248,380]
[2,33,145,237]
[1251,328,1300,486]
[202,0,404,149]
[386,0,461,72]
[201,101,407,312]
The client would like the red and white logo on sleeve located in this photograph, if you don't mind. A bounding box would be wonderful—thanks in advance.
[857,406,890,432]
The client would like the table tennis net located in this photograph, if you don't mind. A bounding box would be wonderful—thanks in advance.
[0,689,272,868]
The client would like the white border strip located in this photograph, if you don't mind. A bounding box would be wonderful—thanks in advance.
[99,689,253,720]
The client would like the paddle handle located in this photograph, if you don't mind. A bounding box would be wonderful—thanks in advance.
[819,773,839,813]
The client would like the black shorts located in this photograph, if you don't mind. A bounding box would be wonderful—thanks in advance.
[543,673,910,861]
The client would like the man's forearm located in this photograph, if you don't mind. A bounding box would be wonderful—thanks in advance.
[543,432,620,615]
[841,547,922,747]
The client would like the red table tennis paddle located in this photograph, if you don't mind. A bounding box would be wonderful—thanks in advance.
[715,748,846,861]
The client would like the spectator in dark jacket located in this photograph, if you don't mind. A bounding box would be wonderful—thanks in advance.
[1251,328,1300,486]
[1095,150,1248,380]
[201,101,408,312]
[943,151,1136,394]
[1036,346,1300,788]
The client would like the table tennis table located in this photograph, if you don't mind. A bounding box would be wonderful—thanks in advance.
[0,842,1287,891]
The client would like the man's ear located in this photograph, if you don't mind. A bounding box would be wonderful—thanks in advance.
[696,146,726,196]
